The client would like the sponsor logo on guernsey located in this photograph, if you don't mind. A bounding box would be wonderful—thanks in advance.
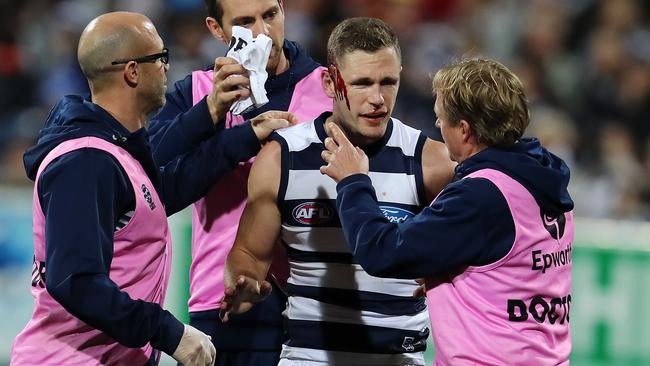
[401,336,415,351]
[380,206,414,223]
[540,209,567,240]
[141,184,156,210]
[532,244,572,274]
[508,293,571,325]
[292,201,333,225]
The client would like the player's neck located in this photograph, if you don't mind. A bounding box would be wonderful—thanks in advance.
[325,115,380,148]
[273,54,289,76]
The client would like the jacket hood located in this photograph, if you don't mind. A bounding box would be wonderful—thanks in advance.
[264,40,322,90]
[282,40,322,82]
[23,95,135,181]
[456,137,574,215]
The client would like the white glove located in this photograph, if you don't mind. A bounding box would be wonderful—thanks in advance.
[171,324,216,366]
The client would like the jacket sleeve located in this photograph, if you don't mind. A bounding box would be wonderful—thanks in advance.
[148,74,222,166]
[38,149,184,355]
[335,174,515,279]
[159,121,262,216]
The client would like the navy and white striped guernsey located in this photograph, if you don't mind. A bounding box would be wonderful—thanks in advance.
[272,112,430,365]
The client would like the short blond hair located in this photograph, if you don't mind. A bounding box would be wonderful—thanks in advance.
[432,58,529,147]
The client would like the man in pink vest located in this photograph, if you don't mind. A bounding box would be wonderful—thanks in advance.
[147,1,331,365]
[12,11,295,366]
[321,57,574,365]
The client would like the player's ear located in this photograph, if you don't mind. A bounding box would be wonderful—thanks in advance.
[123,61,139,86]
[460,120,474,143]
[322,67,336,98]
[206,17,227,43]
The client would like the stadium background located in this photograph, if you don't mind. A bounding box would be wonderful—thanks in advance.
[0,0,649,364]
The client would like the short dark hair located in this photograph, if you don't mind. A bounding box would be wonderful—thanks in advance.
[204,0,282,26]
[327,17,401,66]
[204,0,224,25]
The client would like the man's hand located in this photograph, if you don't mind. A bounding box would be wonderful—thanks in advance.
[171,324,216,366]
[206,57,251,124]
[219,275,272,322]
[320,122,369,182]
[250,111,299,141]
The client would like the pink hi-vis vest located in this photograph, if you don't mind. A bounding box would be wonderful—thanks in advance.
[11,137,172,366]
[187,67,331,312]
[427,168,573,366]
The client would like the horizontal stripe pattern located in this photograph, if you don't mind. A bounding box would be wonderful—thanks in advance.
[367,148,419,175]
[287,143,332,171]
[284,170,420,205]
[288,143,421,175]
[286,283,426,315]
[286,245,356,264]
[287,261,420,297]
[285,319,429,354]
[276,116,420,157]
[276,116,428,361]
[286,296,429,331]
[281,227,349,253]
[280,345,426,365]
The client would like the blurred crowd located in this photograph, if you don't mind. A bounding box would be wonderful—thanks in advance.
[0,0,648,220]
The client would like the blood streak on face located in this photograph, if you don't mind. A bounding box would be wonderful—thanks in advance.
[328,65,350,110]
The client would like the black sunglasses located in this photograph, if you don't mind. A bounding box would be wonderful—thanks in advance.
[111,48,169,66]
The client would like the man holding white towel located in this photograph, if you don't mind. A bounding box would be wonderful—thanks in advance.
[147,1,331,365]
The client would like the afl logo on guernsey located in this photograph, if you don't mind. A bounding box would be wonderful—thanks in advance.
[292,202,333,225]
[380,206,414,223]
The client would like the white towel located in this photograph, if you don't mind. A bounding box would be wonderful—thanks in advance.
[227,26,272,115]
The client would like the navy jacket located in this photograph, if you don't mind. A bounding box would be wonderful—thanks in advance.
[148,40,322,165]
[336,138,574,279]
[145,39,325,350]
[22,95,261,355]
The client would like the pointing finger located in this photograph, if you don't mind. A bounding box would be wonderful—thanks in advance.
[327,122,353,148]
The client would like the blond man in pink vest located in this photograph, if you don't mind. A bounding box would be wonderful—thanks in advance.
[321,57,573,365]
